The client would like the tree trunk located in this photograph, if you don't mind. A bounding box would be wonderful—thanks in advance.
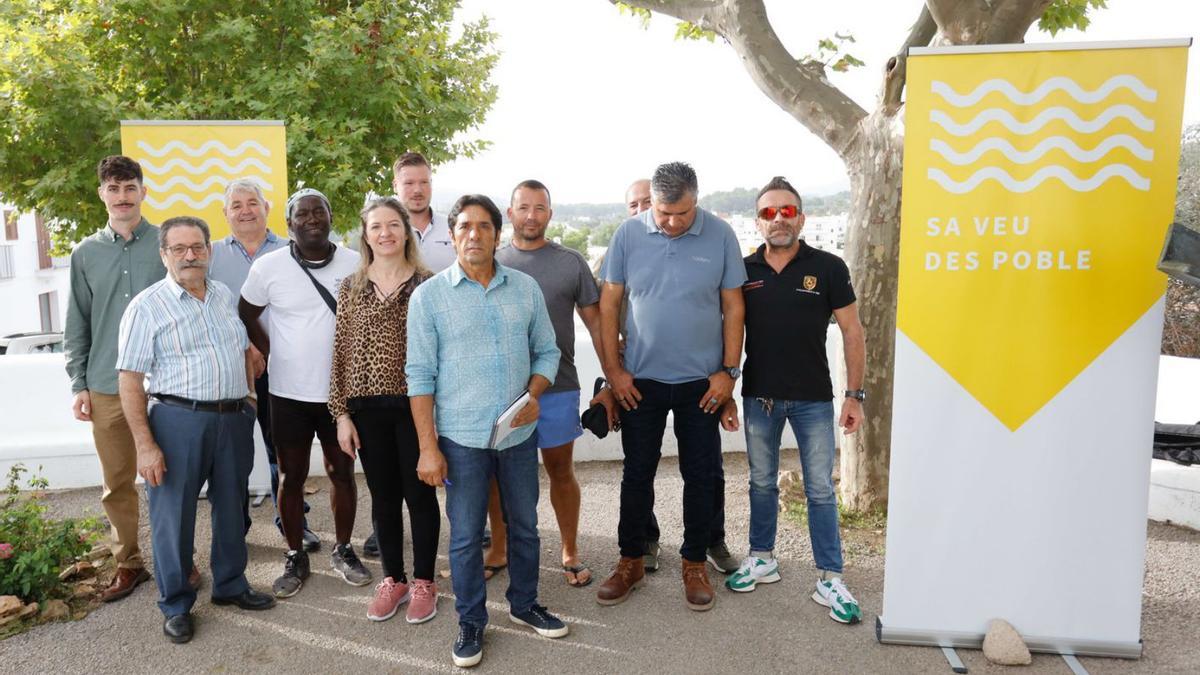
[839,109,905,511]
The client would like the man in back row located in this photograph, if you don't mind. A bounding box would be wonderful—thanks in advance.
[65,155,167,602]
[210,179,318,552]
[490,179,607,588]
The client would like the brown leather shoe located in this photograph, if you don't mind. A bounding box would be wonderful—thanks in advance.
[682,559,714,611]
[188,565,202,592]
[596,556,645,606]
[102,566,151,603]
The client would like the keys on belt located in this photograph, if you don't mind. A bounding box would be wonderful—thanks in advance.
[151,393,245,413]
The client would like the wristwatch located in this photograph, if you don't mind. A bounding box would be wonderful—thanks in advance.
[845,389,866,402]
[723,365,741,380]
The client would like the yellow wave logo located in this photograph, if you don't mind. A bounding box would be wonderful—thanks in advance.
[898,45,1188,430]
[121,122,289,239]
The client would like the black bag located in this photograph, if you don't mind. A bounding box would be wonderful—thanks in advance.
[581,377,618,438]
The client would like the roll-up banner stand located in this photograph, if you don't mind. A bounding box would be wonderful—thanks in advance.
[879,39,1190,658]
[120,120,289,240]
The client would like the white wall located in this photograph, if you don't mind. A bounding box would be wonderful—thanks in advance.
[0,210,70,336]
[0,324,844,490]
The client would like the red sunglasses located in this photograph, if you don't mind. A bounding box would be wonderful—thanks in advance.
[757,205,799,220]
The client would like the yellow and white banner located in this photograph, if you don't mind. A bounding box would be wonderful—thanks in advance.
[880,40,1189,658]
[120,121,288,239]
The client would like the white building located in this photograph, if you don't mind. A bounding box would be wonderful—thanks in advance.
[0,206,70,336]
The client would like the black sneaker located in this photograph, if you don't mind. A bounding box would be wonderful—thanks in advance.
[331,543,372,586]
[453,622,484,668]
[302,528,321,552]
[509,604,569,638]
[362,531,380,558]
[272,550,310,598]
[706,542,738,575]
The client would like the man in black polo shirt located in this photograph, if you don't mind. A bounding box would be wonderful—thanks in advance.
[722,176,866,625]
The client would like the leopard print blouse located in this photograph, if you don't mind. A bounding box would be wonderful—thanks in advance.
[327,271,430,419]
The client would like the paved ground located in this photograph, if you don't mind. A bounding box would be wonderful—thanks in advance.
[7,452,1200,674]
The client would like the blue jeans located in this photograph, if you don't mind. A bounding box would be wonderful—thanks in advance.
[743,397,843,574]
[146,400,254,616]
[618,378,721,563]
[442,434,540,628]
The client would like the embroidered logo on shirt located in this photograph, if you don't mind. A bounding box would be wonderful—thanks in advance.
[803,275,817,291]
[691,256,711,263]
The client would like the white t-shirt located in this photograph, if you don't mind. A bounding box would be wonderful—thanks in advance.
[414,212,457,272]
[241,244,360,402]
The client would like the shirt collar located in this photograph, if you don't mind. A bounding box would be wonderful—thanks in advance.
[746,241,813,267]
[102,217,152,243]
[643,208,706,237]
[449,260,508,290]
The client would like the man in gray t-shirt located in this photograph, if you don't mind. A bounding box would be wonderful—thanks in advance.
[486,179,611,588]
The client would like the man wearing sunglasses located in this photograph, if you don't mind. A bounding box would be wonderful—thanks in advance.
[722,176,866,627]
[596,162,746,612]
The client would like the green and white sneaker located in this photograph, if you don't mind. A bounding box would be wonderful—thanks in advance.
[725,556,780,593]
[812,576,862,624]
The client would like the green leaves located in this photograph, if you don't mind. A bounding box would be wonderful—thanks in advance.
[1039,0,1108,36]
[0,0,500,242]
[806,31,863,73]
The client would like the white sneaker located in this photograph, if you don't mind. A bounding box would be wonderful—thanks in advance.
[812,576,862,624]
[724,556,781,593]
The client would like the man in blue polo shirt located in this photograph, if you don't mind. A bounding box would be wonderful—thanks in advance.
[209,179,317,551]
[595,162,746,612]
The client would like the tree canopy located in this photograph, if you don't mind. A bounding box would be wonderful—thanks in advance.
[0,0,498,246]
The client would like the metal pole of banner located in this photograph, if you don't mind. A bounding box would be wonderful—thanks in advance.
[940,647,968,674]
[1062,654,1090,675]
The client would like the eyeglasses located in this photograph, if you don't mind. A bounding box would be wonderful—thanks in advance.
[165,244,208,258]
[757,205,799,220]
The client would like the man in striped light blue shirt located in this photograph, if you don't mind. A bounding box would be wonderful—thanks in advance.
[118,216,276,645]
[406,194,566,668]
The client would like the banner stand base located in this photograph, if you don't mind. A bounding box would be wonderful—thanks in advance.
[876,617,1143,660]
[940,646,968,673]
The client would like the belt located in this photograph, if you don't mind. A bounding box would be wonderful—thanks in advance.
[151,393,246,413]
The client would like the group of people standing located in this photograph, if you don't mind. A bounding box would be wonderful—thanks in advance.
[64,153,867,669]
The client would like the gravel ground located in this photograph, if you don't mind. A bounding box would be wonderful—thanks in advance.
[6,451,1199,674]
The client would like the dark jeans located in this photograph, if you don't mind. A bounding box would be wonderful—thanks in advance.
[146,400,254,616]
[644,461,726,547]
[618,378,721,563]
[352,403,440,582]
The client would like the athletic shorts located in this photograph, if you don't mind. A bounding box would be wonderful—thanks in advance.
[536,389,583,448]
[270,395,338,454]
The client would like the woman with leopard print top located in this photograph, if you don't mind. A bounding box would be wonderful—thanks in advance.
[328,196,440,625]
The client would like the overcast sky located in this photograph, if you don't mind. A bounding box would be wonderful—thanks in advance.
[434,0,1200,205]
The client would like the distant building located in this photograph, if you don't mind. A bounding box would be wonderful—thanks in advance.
[0,205,70,336]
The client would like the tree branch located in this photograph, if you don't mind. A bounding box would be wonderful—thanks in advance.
[983,0,1054,44]
[881,4,937,113]
[613,0,868,161]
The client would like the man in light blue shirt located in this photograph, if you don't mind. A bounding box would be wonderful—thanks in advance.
[209,178,318,551]
[406,194,567,668]
[117,216,276,645]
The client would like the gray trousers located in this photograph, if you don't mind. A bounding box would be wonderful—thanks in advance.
[146,400,254,616]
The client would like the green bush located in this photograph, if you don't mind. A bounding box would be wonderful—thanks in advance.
[0,465,102,603]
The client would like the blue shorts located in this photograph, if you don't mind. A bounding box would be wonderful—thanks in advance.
[536,390,583,448]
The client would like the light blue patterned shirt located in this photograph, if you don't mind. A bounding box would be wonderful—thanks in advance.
[406,261,560,449]
[117,276,250,400]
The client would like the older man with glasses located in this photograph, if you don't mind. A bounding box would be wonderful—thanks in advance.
[118,216,276,644]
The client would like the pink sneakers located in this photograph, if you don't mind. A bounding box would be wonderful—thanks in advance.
[367,577,410,621]
[406,578,438,624]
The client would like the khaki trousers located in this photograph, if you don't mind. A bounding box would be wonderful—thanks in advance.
[89,391,144,569]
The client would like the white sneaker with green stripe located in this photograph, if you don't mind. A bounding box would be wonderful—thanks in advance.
[725,556,780,593]
[812,576,862,624]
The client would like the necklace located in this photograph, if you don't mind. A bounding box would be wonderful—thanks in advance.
[290,241,336,269]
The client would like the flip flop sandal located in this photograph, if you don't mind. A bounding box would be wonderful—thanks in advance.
[563,564,593,588]
[483,564,507,581]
